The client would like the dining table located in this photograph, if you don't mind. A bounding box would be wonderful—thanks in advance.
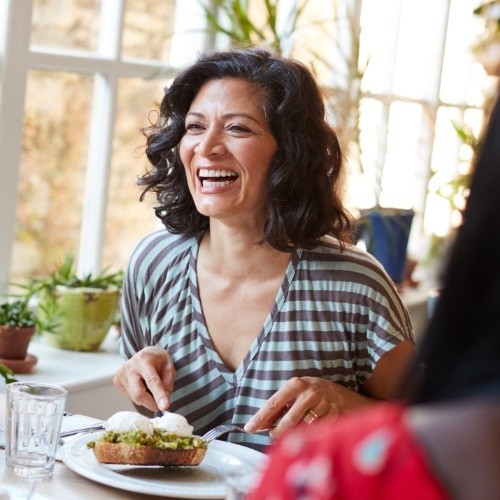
[0,430,263,500]
[0,448,168,500]
[0,403,265,500]
[0,393,166,499]
[0,332,266,499]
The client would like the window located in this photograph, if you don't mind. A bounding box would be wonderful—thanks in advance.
[287,0,491,264]
[0,0,492,294]
[0,0,206,291]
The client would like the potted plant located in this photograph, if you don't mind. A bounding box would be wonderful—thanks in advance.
[0,296,45,373]
[23,255,123,352]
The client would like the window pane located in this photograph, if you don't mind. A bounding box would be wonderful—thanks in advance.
[11,70,93,282]
[122,0,176,60]
[353,98,385,209]
[103,77,165,270]
[425,105,482,237]
[379,102,422,208]
[440,0,488,106]
[392,0,450,100]
[360,0,401,95]
[31,0,101,52]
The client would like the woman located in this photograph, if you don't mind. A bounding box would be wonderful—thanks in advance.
[113,48,415,451]
[251,89,500,496]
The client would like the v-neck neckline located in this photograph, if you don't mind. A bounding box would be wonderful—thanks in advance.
[188,234,302,386]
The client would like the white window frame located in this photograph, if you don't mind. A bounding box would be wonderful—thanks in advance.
[0,0,489,295]
[0,0,200,294]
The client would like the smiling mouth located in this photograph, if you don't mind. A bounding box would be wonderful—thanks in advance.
[198,168,239,188]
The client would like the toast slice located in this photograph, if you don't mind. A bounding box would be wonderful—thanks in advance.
[87,428,207,467]
[92,441,206,466]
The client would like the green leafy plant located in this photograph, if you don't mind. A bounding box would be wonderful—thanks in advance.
[0,363,17,384]
[199,0,311,54]
[0,294,58,334]
[17,255,123,334]
[426,120,480,265]
[24,255,123,293]
[431,122,478,223]
[0,298,36,328]
[13,255,123,351]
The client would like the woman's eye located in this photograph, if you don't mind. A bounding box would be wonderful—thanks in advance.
[228,124,250,133]
[185,123,204,132]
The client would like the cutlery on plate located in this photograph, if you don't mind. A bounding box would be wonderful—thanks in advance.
[59,423,105,438]
[201,423,275,443]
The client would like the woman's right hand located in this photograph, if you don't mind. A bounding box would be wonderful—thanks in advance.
[113,346,175,412]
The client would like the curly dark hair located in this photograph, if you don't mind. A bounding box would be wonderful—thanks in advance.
[139,47,353,251]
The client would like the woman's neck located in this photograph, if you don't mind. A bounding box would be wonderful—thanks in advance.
[199,224,291,280]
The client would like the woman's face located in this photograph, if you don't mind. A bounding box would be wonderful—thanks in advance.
[180,78,277,227]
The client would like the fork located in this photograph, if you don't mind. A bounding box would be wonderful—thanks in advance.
[201,423,274,443]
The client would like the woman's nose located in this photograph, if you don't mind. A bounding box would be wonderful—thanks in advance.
[194,130,225,156]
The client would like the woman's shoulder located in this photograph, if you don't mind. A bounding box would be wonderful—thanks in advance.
[307,235,383,264]
[302,235,394,284]
[125,230,199,282]
[130,229,197,260]
[300,236,413,337]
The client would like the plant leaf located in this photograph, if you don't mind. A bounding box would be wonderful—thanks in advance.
[0,363,17,384]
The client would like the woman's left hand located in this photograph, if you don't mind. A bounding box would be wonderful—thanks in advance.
[244,341,415,438]
[244,376,358,439]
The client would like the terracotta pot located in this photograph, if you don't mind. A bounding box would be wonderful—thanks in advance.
[0,325,36,360]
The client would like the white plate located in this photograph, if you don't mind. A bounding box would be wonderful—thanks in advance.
[62,431,267,499]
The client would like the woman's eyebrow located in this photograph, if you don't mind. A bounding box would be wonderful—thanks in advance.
[186,111,261,124]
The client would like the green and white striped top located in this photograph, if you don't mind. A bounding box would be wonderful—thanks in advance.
[120,230,414,451]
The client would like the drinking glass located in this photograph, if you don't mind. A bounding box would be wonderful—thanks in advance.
[225,466,262,500]
[5,382,67,477]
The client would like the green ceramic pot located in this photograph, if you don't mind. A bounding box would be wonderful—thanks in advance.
[40,286,119,352]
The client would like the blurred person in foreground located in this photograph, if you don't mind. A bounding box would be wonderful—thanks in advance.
[251,89,500,497]
[113,48,415,451]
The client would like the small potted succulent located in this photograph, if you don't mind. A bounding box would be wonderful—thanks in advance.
[0,298,38,361]
[0,296,50,373]
[23,255,123,352]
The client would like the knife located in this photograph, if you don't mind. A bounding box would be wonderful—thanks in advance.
[59,423,105,438]
[0,423,105,450]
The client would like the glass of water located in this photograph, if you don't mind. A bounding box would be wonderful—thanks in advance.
[5,382,67,477]
[225,466,262,500]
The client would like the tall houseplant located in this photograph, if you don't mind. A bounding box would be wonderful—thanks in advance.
[198,0,310,55]
[425,3,498,273]
[23,256,123,352]
[198,0,363,149]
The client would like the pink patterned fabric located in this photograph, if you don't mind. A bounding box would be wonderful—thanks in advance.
[250,403,448,500]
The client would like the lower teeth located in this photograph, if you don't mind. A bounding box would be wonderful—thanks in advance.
[202,180,234,187]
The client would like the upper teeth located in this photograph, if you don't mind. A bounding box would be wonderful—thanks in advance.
[198,168,237,178]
